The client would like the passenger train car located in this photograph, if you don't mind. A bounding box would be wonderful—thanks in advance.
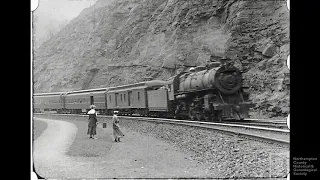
[33,61,254,121]
[63,88,107,114]
[106,80,166,116]
[33,92,64,113]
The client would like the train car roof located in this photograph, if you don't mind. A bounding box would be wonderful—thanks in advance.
[107,80,166,92]
[65,91,107,97]
[65,87,108,95]
[107,86,148,93]
[33,81,166,96]
[33,92,64,96]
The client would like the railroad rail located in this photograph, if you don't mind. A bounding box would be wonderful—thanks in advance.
[129,117,289,146]
[33,113,289,146]
[222,118,288,129]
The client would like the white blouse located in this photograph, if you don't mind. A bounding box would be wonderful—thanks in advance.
[87,109,97,116]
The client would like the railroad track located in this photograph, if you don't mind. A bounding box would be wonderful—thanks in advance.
[122,116,289,146]
[222,118,288,129]
[33,113,289,146]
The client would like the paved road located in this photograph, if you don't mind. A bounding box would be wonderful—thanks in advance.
[32,117,212,179]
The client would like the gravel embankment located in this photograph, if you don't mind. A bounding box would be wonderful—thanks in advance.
[121,120,290,178]
[33,114,289,178]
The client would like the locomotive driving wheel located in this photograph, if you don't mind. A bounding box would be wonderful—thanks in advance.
[196,112,204,121]
[213,111,223,122]
[203,113,211,122]
[189,109,196,121]
[188,103,196,121]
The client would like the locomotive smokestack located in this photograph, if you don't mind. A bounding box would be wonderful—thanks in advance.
[209,55,221,62]
[209,55,232,65]
[219,56,231,65]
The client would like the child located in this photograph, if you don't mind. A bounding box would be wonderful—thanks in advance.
[112,111,124,142]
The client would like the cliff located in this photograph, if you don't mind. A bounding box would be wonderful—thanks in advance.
[33,0,290,118]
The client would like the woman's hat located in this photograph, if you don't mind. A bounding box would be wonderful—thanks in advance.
[114,111,119,114]
[90,105,96,109]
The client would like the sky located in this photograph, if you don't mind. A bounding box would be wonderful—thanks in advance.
[34,0,96,21]
[33,0,98,48]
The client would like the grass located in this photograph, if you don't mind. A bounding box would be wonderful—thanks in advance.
[33,120,48,141]
[64,120,113,157]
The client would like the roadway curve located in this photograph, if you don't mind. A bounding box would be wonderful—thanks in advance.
[32,117,213,179]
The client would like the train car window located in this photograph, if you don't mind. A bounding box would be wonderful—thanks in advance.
[138,92,140,101]
[109,95,112,102]
[128,91,131,106]
[90,96,94,105]
[121,94,123,102]
[115,93,118,106]
[124,94,126,101]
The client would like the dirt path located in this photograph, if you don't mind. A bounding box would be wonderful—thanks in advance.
[33,118,78,178]
[33,117,213,179]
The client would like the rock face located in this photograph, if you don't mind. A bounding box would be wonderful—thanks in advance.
[33,0,289,118]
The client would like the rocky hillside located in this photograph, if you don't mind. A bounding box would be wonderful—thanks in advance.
[33,0,289,118]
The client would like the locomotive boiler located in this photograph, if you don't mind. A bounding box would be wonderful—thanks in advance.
[172,61,254,121]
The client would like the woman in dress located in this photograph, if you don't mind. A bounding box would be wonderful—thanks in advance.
[112,111,124,142]
[87,105,98,139]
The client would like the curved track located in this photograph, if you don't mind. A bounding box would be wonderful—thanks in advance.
[121,116,289,146]
[34,113,289,146]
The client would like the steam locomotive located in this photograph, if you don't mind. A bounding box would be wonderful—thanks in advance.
[171,61,254,121]
[33,61,254,121]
